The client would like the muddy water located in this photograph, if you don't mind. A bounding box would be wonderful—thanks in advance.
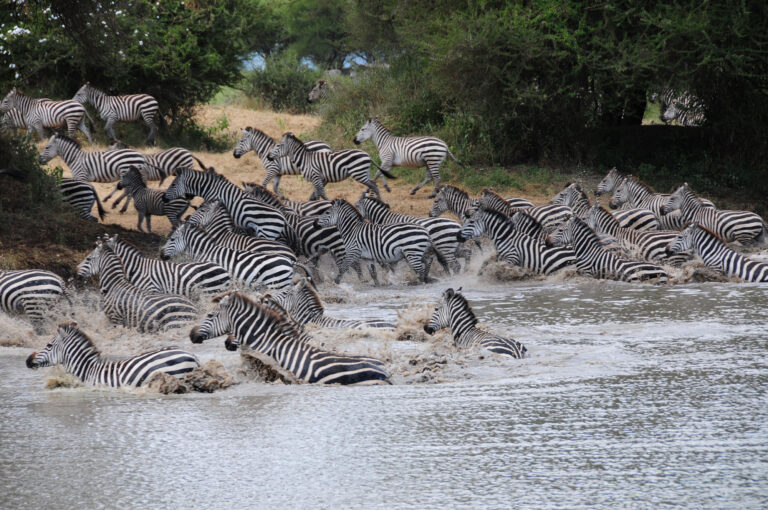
[1,277,767,508]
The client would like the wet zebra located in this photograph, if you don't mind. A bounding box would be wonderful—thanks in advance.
[117,166,190,232]
[77,243,198,332]
[356,193,469,274]
[1,88,93,143]
[314,199,433,285]
[60,178,105,222]
[26,322,200,388]
[104,234,232,297]
[662,184,767,246]
[546,217,668,283]
[473,189,572,232]
[0,269,68,331]
[354,117,462,198]
[666,223,768,282]
[429,185,475,219]
[424,288,526,359]
[73,82,159,145]
[233,127,331,198]
[265,277,395,330]
[163,166,286,240]
[268,131,394,200]
[190,292,390,385]
[460,208,576,275]
[552,182,659,231]
[160,223,297,290]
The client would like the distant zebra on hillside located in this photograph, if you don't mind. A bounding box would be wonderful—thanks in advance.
[1,88,93,143]
[73,82,159,145]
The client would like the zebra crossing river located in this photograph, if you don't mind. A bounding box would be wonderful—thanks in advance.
[1,278,766,508]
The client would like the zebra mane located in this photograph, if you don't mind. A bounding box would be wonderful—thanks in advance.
[297,277,324,314]
[53,133,82,149]
[441,185,469,200]
[230,292,303,340]
[447,290,478,328]
[481,207,514,227]
[107,234,142,255]
[332,198,363,220]
[571,216,603,244]
[244,126,271,139]
[672,182,705,203]
[58,323,102,357]
[591,202,619,221]
[242,182,284,208]
[689,222,727,244]
[625,175,656,193]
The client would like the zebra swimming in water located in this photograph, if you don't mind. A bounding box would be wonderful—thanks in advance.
[190,292,390,385]
[0,269,69,332]
[424,288,527,359]
[354,117,462,198]
[26,322,200,388]
[117,166,191,232]
[1,88,93,143]
[73,82,159,145]
[551,181,659,231]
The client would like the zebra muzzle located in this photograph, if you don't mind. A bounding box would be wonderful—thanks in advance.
[26,353,38,369]
[189,326,206,344]
[423,325,435,335]
[224,336,239,351]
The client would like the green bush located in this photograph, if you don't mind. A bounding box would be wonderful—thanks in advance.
[241,54,321,114]
[0,135,63,211]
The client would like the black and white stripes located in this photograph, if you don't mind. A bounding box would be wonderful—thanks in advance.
[0,269,68,330]
[73,82,159,145]
[1,88,93,143]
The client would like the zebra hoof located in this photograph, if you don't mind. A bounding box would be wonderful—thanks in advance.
[384,185,391,193]
[427,192,437,199]
[409,190,417,196]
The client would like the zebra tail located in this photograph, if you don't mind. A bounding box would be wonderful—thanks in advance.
[294,261,314,278]
[447,149,467,167]
[192,155,208,172]
[93,188,107,221]
[84,111,95,134]
[370,160,396,179]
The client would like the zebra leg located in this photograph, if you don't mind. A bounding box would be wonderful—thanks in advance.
[145,117,158,146]
[145,214,153,233]
[364,179,384,200]
[32,122,45,142]
[376,159,393,193]
[78,119,93,145]
[113,190,130,210]
[427,162,442,199]
[311,175,329,200]
[103,184,122,202]
[403,250,428,283]
[410,168,433,196]
[104,119,117,140]
[367,261,380,286]
[273,176,287,199]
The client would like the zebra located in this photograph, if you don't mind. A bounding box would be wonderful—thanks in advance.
[584,202,690,265]
[472,189,572,232]
[104,234,232,297]
[429,185,533,220]
[117,166,191,232]
[190,292,390,385]
[77,242,198,332]
[1,88,93,143]
[662,183,767,246]
[242,182,332,217]
[160,223,298,290]
[268,131,394,200]
[546,217,669,283]
[233,127,331,198]
[595,167,623,198]
[355,193,470,274]
[72,82,159,145]
[163,166,286,240]
[652,88,705,127]
[307,79,331,103]
[264,277,395,331]
[0,269,68,331]
[423,288,526,359]
[26,322,200,388]
[353,117,463,198]
[1,107,30,136]
[551,181,659,231]
[666,223,768,282]
[60,178,106,222]
[460,208,576,275]
[314,199,433,285]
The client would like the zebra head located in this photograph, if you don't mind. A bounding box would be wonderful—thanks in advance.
[552,182,586,209]
[76,240,105,277]
[117,166,144,191]
[459,210,485,241]
[266,132,300,162]
[596,167,622,196]
[160,222,191,260]
[26,322,82,369]
[424,287,464,335]
[39,134,64,164]
[267,277,322,322]
[609,178,632,210]
[661,183,689,216]
[546,218,574,247]
[233,127,255,158]
[185,199,220,228]
[190,293,234,344]
[429,187,451,218]
[0,88,17,113]
[307,79,328,103]
[72,83,90,104]
[163,167,196,202]
[314,199,344,228]
[353,118,377,145]
[665,222,698,257]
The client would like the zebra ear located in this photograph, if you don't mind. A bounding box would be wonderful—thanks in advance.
[456,287,463,293]
[444,288,455,299]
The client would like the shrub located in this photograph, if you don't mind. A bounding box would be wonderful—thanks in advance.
[241,54,322,114]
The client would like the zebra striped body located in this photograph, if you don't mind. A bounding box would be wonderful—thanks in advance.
[654,88,705,126]
[117,166,190,232]
[315,199,433,285]
[1,88,92,143]
[233,127,331,198]
[77,244,198,332]
[429,185,475,220]
[552,182,659,231]
[472,189,573,231]
[270,131,392,200]
[266,277,395,330]
[354,117,459,198]
[547,217,668,283]
[26,323,200,388]
[424,288,526,359]
[163,167,286,240]
[667,224,768,282]
[461,209,575,275]
[356,194,469,274]
[1,107,29,135]
[73,82,159,145]
[610,176,710,230]
[0,269,67,328]
[60,178,105,222]
[191,292,390,385]
[663,184,766,246]
[105,234,232,297]
[283,199,332,217]
[161,223,296,289]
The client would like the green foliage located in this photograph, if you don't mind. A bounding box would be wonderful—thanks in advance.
[0,135,62,210]
[278,0,352,69]
[240,53,321,114]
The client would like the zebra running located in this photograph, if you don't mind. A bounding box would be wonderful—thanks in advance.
[60,178,106,222]
[268,131,394,200]
[163,166,286,240]
[116,166,191,232]
[354,117,463,198]
[1,88,93,143]
[424,288,526,359]
[73,82,159,145]
[584,202,690,265]
[104,234,232,297]
[551,181,659,231]
[190,292,390,385]
[26,322,200,388]
[264,277,395,331]
[233,127,331,198]
[77,242,198,332]
[314,199,433,285]
[546,217,669,283]
[460,208,576,275]
[597,168,714,208]
[472,189,572,232]
[429,185,533,220]
[1,107,30,136]
[0,269,68,331]
[242,182,332,217]
[355,193,470,274]
[161,222,298,290]
[663,183,767,246]
[666,223,768,282]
